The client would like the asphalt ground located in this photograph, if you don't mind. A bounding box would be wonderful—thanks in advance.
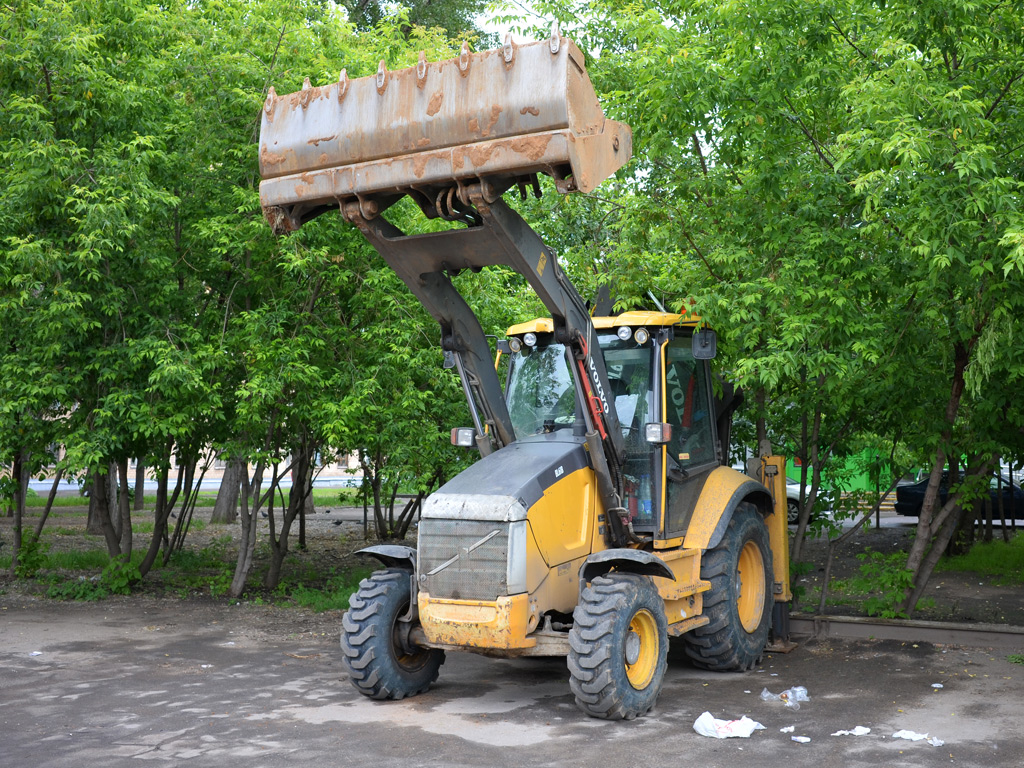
[2,599,1021,768]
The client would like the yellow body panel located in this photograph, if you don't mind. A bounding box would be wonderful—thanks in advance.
[651,548,711,632]
[682,465,757,551]
[506,311,699,336]
[526,468,596,567]
[523,467,600,614]
[760,455,792,601]
[418,592,536,650]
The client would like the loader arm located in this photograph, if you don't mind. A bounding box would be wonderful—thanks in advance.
[258,35,633,544]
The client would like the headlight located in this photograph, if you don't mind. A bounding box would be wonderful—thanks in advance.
[523,332,537,347]
[634,328,650,344]
[616,325,632,341]
[506,520,527,594]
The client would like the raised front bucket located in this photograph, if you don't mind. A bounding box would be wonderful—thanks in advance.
[258,35,632,232]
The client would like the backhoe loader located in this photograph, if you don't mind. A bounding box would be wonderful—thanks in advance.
[258,32,791,720]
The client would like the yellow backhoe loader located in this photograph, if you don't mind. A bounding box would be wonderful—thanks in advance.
[258,32,791,720]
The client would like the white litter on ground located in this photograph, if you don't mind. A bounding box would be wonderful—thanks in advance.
[693,712,766,739]
[780,726,795,733]
[892,729,944,747]
[831,726,871,736]
[791,736,811,743]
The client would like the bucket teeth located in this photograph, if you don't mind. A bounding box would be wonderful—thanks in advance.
[258,36,632,226]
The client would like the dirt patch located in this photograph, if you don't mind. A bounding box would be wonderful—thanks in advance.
[795,525,1024,626]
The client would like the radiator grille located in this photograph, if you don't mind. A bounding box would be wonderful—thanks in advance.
[418,519,509,601]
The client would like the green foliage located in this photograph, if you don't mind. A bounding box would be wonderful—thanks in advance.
[836,550,915,619]
[13,534,49,579]
[278,566,375,612]
[4,0,1023,607]
[167,535,234,597]
[46,556,141,601]
[1008,654,1024,665]
[44,549,113,570]
[789,560,814,603]
[936,533,1024,585]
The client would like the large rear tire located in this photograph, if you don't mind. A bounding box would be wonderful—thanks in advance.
[568,573,668,720]
[684,503,773,671]
[340,569,445,700]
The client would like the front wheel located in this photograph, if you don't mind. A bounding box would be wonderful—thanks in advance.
[683,503,773,671]
[340,569,445,700]
[568,573,668,720]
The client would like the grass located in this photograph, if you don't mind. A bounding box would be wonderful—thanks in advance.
[24,495,92,508]
[936,532,1024,585]
[281,567,375,612]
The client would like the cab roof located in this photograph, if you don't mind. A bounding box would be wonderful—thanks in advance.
[506,311,700,336]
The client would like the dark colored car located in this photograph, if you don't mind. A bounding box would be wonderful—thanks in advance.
[894,472,1024,517]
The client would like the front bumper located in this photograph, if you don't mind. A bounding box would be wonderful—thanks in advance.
[417,592,536,651]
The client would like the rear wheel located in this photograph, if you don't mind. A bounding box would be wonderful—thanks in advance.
[684,503,773,671]
[568,573,668,720]
[340,569,445,700]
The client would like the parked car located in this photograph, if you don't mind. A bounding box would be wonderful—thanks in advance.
[894,472,1024,517]
[785,480,831,524]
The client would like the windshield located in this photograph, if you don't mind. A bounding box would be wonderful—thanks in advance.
[505,342,575,438]
[504,335,653,443]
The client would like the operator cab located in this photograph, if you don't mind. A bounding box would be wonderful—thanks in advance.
[501,312,722,541]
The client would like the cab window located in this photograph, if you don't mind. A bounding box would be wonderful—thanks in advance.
[664,344,715,468]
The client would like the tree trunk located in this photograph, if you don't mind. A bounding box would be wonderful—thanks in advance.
[9,450,26,575]
[34,468,65,539]
[791,393,824,564]
[133,459,146,512]
[107,462,120,540]
[117,457,133,558]
[754,388,772,458]
[139,461,171,578]
[86,467,106,535]
[92,469,123,558]
[211,458,243,524]
[230,460,266,599]
[265,444,312,590]
[902,457,995,616]
[903,341,970,597]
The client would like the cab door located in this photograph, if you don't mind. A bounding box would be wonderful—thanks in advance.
[660,335,720,537]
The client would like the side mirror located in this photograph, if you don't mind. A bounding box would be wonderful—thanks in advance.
[644,423,673,444]
[450,427,476,447]
[692,328,717,360]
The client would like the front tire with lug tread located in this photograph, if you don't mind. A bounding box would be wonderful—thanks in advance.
[684,503,773,671]
[340,569,444,700]
[568,572,668,720]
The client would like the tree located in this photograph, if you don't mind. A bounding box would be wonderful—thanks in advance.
[831,0,1024,612]
[503,0,1024,612]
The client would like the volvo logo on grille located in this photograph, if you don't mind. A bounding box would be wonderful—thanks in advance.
[425,528,501,577]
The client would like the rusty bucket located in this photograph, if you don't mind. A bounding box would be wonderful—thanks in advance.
[258,35,632,232]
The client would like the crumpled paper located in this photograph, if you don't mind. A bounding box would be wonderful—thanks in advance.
[693,711,766,739]
[892,729,944,747]
[832,726,871,736]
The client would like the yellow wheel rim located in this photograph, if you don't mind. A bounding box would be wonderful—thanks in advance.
[736,540,766,633]
[624,609,659,690]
